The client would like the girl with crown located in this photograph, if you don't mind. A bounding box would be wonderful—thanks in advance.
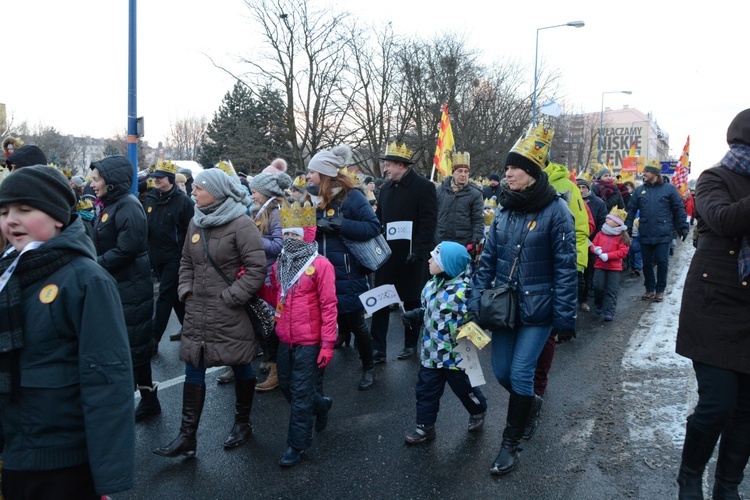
[589,207,631,321]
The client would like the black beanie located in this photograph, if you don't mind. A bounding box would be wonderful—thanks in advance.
[727,108,750,146]
[0,165,75,226]
[5,145,47,169]
[505,152,542,180]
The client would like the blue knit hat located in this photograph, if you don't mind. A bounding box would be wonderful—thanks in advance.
[430,241,471,278]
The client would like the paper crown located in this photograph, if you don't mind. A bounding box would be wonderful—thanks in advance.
[484,197,498,226]
[215,160,236,177]
[147,177,156,188]
[342,168,358,183]
[453,151,470,169]
[76,198,94,211]
[484,196,498,209]
[608,206,627,222]
[154,158,177,175]
[578,171,593,183]
[510,124,554,171]
[380,141,414,164]
[293,175,307,188]
[279,201,316,229]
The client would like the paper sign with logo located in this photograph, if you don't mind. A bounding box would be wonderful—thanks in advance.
[456,338,486,387]
[386,221,413,241]
[359,284,402,316]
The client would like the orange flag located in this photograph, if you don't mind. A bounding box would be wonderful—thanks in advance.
[432,104,454,178]
[673,136,690,195]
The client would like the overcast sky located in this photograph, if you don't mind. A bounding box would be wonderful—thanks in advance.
[5,0,747,179]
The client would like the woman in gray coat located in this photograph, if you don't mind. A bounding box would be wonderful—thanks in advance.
[154,168,266,458]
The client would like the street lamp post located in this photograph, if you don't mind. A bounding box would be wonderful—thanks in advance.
[599,90,633,163]
[532,20,585,126]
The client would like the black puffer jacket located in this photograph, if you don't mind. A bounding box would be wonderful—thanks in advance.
[91,155,153,368]
[435,177,484,246]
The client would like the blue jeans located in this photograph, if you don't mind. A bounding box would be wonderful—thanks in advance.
[628,236,642,270]
[184,353,256,385]
[491,324,553,396]
[640,242,670,293]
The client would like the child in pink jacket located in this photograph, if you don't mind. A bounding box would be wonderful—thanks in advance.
[261,224,337,467]
[590,209,631,321]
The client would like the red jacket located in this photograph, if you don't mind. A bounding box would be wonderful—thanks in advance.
[260,255,338,348]
[590,231,630,271]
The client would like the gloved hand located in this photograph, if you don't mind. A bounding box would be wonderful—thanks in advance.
[317,218,341,235]
[599,253,609,262]
[401,308,425,329]
[317,347,334,368]
[555,328,576,343]
[466,310,480,324]
[680,229,689,241]
[592,246,602,256]
[406,253,422,265]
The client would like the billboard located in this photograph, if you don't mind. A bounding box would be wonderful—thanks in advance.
[598,123,645,168]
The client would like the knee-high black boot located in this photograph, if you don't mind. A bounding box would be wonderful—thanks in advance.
[677,417,721,499]
[491,392,535,476]
[153,383,206,458]
[224,377,257,448]
[712,419,750,499]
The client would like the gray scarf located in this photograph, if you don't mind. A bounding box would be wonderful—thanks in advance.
[192,196,249,228]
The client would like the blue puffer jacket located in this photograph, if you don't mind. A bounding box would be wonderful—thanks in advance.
[625,181,687,244]
[471,198,578,330]
[316,188,381,314]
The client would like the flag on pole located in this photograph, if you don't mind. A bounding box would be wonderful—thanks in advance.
[539,100,562,117]
[432,104,454,177]
[673,136,690,196]
[386,221,413,241]
[359,284,402,316]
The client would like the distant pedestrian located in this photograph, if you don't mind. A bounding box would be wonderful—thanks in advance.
[4,144,47,173]
[482,172,502,200]
[592,167,625,211]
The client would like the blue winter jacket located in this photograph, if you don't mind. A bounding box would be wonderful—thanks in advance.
[471,198,578,330]
[625,181,687,244]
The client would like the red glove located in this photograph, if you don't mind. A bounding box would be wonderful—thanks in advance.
[317,347,334,368]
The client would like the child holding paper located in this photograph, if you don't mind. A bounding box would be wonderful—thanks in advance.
[400,241,488,444]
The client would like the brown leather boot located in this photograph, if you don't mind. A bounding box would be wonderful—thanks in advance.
[255,363,278,392]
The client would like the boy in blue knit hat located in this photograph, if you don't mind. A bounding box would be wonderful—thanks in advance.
[401,241,488,444]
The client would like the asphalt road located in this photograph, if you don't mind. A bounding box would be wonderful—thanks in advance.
[113,238,744,499]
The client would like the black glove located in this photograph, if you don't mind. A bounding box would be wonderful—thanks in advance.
[627,227,633,237]
[401,308,425,329]
[680,229,688,242]
[466,311,480,325]
[555,328,576,344]
[406,253,422,265]
[317,218,341,235]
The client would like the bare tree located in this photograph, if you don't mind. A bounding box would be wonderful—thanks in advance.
[165,115,207,161]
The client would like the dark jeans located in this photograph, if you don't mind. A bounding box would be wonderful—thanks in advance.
[641,242,670,293]
[414,366,487,425]
[370,299,420,353]
[337,311,374,369]
[3,463,98,500]
[628,236,643,270]
[277,342,328,451]
[261,330,279,363]
[690,361,750,435]
[184,352,256,385]
[152,259,185,343]
[579,256,595,304]
[593,268,621,317]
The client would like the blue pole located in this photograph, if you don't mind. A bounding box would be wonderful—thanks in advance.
[127,0,138,194]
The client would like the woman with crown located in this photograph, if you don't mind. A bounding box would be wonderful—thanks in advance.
[305,144,382,391]
[470,124,577,476]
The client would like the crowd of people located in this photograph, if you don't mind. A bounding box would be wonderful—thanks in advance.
[0,108,747,499]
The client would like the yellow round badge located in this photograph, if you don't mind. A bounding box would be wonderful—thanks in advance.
[305,266,315,276]
[326,209,335,217]
[39,284,59,304]
[641,190,646,195]
[191,233,201,244]
[101,213,109,223]
[147,206,153,213]
[528,220,537,231]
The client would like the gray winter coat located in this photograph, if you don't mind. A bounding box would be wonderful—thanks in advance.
[435,177,485,246]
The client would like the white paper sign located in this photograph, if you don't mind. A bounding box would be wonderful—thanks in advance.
[386,221,413,241]
[456,338,486,387]
[358,284,402,316]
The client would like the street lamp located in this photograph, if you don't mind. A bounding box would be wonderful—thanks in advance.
[532,20,585,126]
[599,90,633,162]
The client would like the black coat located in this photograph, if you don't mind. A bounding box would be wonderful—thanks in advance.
[143,184,194,264]
[676,166,750,374]
[436,177,484,246]
[375,168,437,302]
[91,156,154,369]
[482,184,502,201]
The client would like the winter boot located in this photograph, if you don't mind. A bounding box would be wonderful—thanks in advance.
[358,368,374,391]
[255,363,278,392]
[677,417,721,499]
[712,420,750,500]
[522,395,544,440]
[405,424,436,445]
[152,383,206,458]
[216,367,235,385]
[224,377,257,448]
[490,392,535,476]
[135,384,162,422]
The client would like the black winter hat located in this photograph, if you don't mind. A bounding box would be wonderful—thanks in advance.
[505,152,541,180]
[727,108,750,146]
[5,145,47,170]
[0,165,75,226]
[489,172,501,182]
[364,176,374,184]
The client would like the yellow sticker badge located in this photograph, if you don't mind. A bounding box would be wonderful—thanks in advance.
[641,190,646,195]
[528,220,537,231]
[305,266,315,276]
[101,213,109,223]
[39,284,59,304]
[147,206,153,213]
[326,209,335,217]
[191,233,201,244]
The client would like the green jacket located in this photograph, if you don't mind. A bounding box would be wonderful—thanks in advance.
[544,163,590,271]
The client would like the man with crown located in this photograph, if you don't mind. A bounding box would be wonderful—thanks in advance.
[143,159,194,365]
[371,141,437,362]
[435,151,484,250]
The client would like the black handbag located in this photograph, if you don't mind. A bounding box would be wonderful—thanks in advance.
[339,233,392,271]
[200,229,275,340]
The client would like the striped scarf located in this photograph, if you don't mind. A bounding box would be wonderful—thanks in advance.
[720,144,750,282]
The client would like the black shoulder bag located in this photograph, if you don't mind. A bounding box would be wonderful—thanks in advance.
[200,228,275,340]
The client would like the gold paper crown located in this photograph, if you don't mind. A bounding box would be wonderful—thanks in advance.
[608,206,627,222]
[382,141,413,161]
[578,171,593,183]
[647,159,659,168]
[453,151,470,169]
[342,168,358,183]
[147,177,156,189]
[510,124,554,170]
[484,197,498,208]
[293,175,307,188]
[154,158,177,175]
[279,201,316,229]
[216,160,236,177]
[76,198,94,211]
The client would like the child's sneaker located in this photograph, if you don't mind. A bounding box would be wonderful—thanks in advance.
[604,314,613,321]
[468,412,485,432]
[405,424,436,445]
[595,307,602,315]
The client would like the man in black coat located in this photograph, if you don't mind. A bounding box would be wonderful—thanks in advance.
[371,142,437,362]
[482,172,502,200]
[435,153,484,247]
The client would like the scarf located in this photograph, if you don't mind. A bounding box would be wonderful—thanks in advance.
[277,237,318,298]
[720,144,750,281]
[0,244,78,401]
[496,173,558,213]
[602,223,626,236]
[594,178,617,201]
[192,196,249,228]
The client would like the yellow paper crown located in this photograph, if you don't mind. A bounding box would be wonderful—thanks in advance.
[154,158,177,175]
[342,168,358,183]
[76,198,94,211]
[382,141,413,162]
[510,124,554,171]
[279,201,316,229]
[453,151,470,169]
[147,177,156,189]
[216,160,236,177]
[608,206,627,222]
[293,175,307,188]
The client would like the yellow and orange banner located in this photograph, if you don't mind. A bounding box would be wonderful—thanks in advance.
[673,136,690,195]
[432,103,455,178]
